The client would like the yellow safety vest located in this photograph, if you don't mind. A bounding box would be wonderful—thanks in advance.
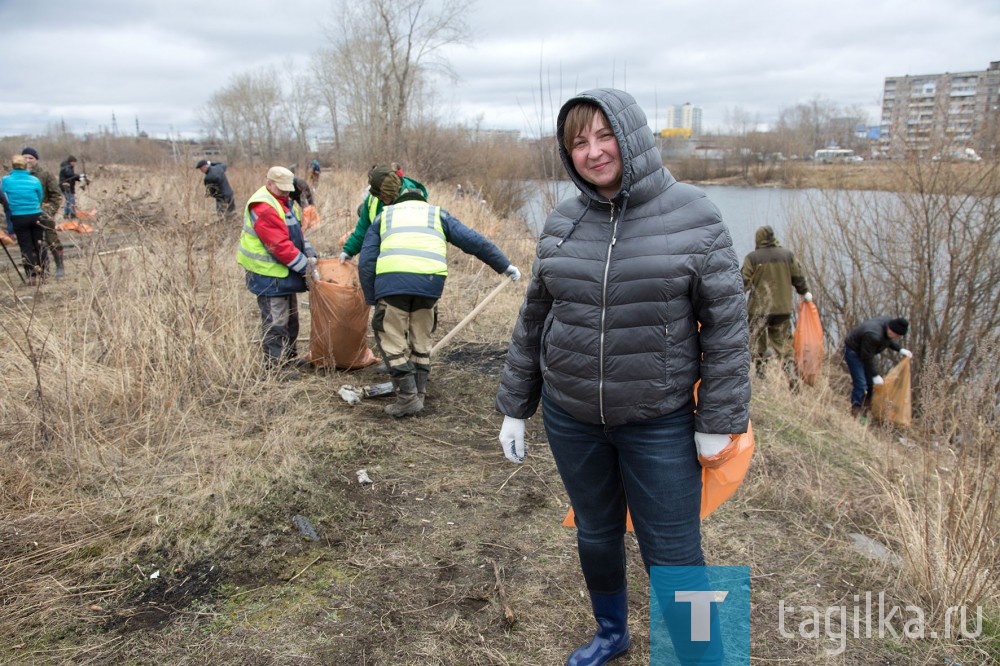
[365,194,381,224]
[236,187,302,277]
[375,200,448,276]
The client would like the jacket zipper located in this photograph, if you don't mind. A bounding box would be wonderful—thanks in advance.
[598,203,618,425]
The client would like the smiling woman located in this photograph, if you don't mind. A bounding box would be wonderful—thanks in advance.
[496,87,751,665]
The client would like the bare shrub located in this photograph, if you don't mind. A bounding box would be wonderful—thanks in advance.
[787,159,1000,414]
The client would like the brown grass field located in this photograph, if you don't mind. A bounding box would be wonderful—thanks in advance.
[0,165,996,664]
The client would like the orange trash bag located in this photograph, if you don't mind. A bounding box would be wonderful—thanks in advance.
[307,259,380,370]
[301,205,321,232]
[0,230,14,246]
[793,300,824,386]
[55,220,95,233]
[870,357,912,427]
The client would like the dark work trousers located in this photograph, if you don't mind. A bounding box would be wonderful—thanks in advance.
[256,294,300,366]
[11,214,46,277]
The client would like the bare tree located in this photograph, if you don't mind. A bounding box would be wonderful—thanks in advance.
[316,0,473,163]
[200,67,287,162]
[788,160,1000,417]
[281,60,321,160]
[311,48,343,154]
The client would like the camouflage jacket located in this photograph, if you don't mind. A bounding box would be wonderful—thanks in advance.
[29,165,61,219]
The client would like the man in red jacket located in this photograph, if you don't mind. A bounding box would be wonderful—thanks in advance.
[236,166,318,380]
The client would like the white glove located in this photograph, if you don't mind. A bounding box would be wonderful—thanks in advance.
[899,348,912,358]
[305,257,319,289]
[504,265,521,282]
[694,432,731,459]
[803,292,813,303]
[872,375,884,386]
[338,251,351,264]
[499,416,526,463]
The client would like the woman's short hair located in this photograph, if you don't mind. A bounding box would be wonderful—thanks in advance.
[11,155,27,169]
[561,102,605,153]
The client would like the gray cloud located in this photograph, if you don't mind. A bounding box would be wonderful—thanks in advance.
[0,0,996,138]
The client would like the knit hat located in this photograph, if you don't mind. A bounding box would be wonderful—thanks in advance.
[368,164,394,195]
[195,159,209,169]
[888,318,909,336]
[21,147,39,160]
[378,172,402,204]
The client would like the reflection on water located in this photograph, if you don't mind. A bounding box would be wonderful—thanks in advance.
[520,180,817,258]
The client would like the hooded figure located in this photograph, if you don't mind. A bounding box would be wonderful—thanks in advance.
[495,89,750,665]
[740,225,811,375]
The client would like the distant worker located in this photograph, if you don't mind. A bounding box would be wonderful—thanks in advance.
[21,147,66,277]
[2,155,45,283]
[59,155,86,220]
[843,316,912,417]
[358,180,520,417]
[195,159,236,216]
[287,167,315,208]
[236,166,318,381]
[454,183,464,200]
[338,164,427,263]
[741,225,811,376]
[309,158,321,188]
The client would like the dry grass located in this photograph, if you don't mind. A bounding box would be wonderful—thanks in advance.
[0,166,996,664]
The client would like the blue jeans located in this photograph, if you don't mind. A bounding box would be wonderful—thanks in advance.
[542,390,703,595]
[843,346,872,407]
[63,192,76,219]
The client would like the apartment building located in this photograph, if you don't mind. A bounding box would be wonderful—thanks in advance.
[880,60,1000,157]
[665,103,703,138]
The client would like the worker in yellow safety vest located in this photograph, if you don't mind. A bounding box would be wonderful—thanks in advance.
[357,179,520,417]
[237,166,319,380]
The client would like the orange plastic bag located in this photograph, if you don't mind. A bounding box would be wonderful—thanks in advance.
[0,230,14,246]
[793,301,824,385]
[55,220,95,233]
[699,423,754,518]
[76,208,97,219]
[301,205,321,232]
[870,357,912,427]
[307,260,380,370]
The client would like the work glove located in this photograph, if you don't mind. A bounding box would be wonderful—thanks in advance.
[899,348,912,358]
[338,251,351,264]
[872,375,884,386]
[504,265,521,282]
[305,257,319,290]
[695,432,740,469]
[694,432,731,459]
[499,416,527,463]
[803,292,813,302]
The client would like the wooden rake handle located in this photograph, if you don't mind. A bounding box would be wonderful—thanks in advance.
[431,278,513,356]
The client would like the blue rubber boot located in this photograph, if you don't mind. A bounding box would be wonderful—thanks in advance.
[566,590,631,666]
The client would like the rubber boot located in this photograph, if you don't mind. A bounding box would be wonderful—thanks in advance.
[414,369,429,411]
[385,374,422,417]
[54,250,65,278]
[567,590,631,666]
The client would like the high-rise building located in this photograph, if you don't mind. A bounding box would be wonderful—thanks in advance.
[880,61,1000,157]
[665,103,703,138]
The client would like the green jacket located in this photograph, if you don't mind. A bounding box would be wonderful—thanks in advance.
[29,165,61,220]
[741,226,809,317]
[341,176,427,257]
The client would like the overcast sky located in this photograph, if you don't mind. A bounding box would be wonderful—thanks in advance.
[1,0,997,140]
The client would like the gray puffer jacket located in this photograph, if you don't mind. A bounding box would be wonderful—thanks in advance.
[495,88,750,433]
